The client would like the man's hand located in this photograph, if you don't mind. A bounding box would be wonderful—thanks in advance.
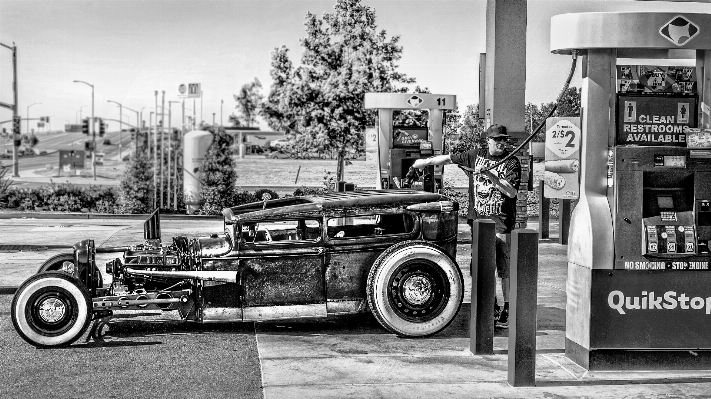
[480,169,518,198]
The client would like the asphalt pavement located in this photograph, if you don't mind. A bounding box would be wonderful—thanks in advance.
[2,214,711,398]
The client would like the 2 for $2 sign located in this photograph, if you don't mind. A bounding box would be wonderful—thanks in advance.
[546,120,580,158]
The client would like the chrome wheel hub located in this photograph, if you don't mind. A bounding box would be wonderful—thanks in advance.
[37,297,67,323]
[402,275,432,306]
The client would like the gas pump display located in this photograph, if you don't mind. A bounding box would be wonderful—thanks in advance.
[617,65,697,94]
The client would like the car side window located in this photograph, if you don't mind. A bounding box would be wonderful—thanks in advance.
[239,219,321,244]
[326,213,414,239]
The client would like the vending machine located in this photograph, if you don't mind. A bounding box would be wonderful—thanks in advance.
[364,93,456,192]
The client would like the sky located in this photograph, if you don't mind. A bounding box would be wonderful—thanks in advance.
[1,0,710,132]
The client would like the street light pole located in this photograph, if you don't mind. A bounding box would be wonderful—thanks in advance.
[107,100,124,161]
[26,102,41,135]
[154,91,158,210]
[73,80,95,180]
[122,105,140,161]
[221,99,223,126]
[160,91,166,209]
[168,100,180,210]
[78,105,87,123]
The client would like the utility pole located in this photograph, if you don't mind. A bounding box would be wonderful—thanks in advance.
[108,100,124,160]
[73,80,96,180]
[160,91,166,208]
[153,90,158,210]
[178,99,185,210]
[0,43,19,176]
[168,100,180,210]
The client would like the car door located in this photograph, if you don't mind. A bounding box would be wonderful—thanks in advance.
[237,218,325,320]
[324,211,418,303]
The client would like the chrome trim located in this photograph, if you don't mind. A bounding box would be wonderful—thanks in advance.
[125,268,238,283]
[243,304,327,321]
[202,307,243,322]
[326,299,368,315]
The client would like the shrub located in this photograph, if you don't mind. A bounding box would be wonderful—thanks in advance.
[441,182,468,218]
[293,186,331,197]
[232,190,258,206]
[45,183,87,212]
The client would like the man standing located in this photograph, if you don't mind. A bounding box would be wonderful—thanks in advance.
[412,124,521,328]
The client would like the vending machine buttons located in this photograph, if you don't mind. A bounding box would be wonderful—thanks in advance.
[646,225,658,253]
[684,225,696,254]
[665,226,678,253]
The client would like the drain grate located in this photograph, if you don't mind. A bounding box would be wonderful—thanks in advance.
[0,245,48,252]
[0,244,72,252]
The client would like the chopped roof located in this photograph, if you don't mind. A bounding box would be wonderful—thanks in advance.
[222,190,449,223]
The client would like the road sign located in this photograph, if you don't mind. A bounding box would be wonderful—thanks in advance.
[186,83,202,98]
[179,84,187,94]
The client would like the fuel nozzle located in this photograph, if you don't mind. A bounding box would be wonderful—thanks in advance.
[404,166,423,188]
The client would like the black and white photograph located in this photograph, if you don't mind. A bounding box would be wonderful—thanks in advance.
[2,0,711,398]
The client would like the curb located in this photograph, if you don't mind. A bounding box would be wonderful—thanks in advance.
[0,212,222,220]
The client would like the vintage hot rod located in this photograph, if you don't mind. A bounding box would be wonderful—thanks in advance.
[11,190,464,347]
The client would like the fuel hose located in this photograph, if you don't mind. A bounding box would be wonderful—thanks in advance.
[468,50,579,176]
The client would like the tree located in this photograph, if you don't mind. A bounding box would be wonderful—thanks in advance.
[227,114,242,127]
[261,0,417,181]
[0,161,12,203]
[526,86,581,142]
[198,126,237,215]
[234,78,263,127]
[447,104,484,153]
[117,152,154,214]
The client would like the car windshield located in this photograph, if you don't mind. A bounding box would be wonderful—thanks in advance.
[326,213,414,238]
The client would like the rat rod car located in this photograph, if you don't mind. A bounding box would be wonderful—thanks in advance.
[11,190,463,347]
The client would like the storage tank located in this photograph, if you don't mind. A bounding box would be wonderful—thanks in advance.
[183,130,213,214]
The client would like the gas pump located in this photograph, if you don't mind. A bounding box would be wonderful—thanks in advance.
[364,93,456,192]
[551,11,711,370]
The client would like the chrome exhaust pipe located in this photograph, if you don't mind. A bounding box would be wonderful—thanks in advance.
[125,268,237,283]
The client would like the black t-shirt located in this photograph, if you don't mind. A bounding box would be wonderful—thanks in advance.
[450,148,522,233]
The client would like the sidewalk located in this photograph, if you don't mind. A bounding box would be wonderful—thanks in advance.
[8,168,120,187]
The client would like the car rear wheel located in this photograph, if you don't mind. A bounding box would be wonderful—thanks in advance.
[36,253,74,273]
[36,253,103,289]
[367,241,463,337]
[12,271,93,348]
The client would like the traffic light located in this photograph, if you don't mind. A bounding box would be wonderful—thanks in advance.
[99,119,106,137]
[12,115,21,135]
[81,118,89,135]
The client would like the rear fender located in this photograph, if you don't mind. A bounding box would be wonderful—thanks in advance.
[72,239,98,295]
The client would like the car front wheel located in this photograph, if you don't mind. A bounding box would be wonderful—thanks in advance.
[367,241,463,337]
[11,271,93,348]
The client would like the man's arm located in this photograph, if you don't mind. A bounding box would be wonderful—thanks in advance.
[412,155,452,169]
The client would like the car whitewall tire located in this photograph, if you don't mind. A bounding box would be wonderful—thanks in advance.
[367,241,463,337]
[12,272,92,348]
